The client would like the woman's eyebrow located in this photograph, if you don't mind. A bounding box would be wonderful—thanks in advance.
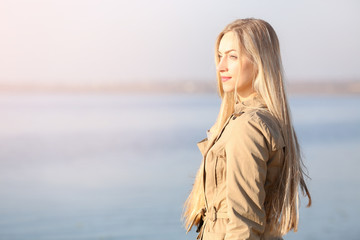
[218,49,237,54]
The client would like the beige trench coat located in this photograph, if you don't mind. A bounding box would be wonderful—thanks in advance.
[197,95,285,240]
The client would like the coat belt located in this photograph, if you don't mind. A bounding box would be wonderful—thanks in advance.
[205,206,228,222]
[196,206,229,240]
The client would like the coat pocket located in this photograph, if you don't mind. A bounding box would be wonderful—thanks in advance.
[215,154,226,186]
[204,218,228,240]
[203,231,225,240]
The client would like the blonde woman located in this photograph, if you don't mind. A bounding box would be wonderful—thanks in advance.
[183,18,311,240]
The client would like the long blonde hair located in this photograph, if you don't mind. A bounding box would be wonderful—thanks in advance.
[183,18,311,235]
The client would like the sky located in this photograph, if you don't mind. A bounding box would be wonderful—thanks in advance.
[0,0,359,85]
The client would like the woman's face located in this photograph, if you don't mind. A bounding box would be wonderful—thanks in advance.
[217,31,256,97]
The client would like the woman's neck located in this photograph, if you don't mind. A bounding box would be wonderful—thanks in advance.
[237,92,258,103]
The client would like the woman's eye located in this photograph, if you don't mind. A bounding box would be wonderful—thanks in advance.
[229,55,238,60]
[218,55,223,59]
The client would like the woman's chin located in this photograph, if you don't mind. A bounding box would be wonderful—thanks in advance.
[222,86,235,93]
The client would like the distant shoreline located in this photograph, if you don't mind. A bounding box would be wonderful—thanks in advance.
[0,80,360,95]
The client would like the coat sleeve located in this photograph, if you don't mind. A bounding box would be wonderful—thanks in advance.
[224,116,269,240]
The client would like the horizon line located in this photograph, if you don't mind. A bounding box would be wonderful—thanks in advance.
[0,80,359,95]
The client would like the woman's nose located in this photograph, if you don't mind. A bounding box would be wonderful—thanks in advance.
[217,57,228,72]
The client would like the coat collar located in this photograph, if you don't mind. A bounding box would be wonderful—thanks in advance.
[234,94,267,113]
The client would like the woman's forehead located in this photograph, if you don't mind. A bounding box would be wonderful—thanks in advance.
[218,31,239,53]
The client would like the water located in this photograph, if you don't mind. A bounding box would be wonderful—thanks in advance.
[0,93,359,240]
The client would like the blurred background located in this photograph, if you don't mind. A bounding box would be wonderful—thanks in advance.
[0,0,360,239]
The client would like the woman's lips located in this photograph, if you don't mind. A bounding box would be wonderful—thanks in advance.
[221,76,232,82]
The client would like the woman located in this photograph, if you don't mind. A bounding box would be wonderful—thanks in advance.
[183,18,311,240]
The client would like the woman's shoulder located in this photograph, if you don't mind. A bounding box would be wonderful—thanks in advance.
[232,108,285,151]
